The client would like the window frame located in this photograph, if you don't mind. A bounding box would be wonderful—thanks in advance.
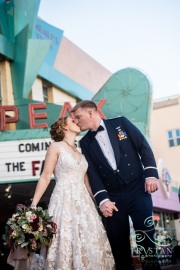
[42,83,49,103]
[168,129,180,147]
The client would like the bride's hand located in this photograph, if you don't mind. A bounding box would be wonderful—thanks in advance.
[100,201,118,217]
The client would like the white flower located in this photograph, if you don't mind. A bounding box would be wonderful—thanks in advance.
[22,224,28,230]
[26,211,33,222]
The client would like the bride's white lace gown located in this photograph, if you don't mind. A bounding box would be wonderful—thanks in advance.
[38,145,115,270]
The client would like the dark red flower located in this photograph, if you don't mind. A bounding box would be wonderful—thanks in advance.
[31,217,40,231]
[47,221,57,234]
[16,204,27,212]
[25,233,35,241]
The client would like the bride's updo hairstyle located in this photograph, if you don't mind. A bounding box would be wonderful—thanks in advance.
[50,116,68,142]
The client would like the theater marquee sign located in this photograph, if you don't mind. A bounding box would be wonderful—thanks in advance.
[0,100,106,184]
[0,138,52,184]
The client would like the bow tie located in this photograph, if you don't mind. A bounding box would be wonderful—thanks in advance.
[90,125,104,137]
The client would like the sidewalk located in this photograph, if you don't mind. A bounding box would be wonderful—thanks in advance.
[161,262,180,270]
[132,256,180,270]
[134,263,180,270]
[134,264,180,270]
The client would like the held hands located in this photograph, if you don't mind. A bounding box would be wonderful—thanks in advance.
[145,177,159,194]
[100,200,118,217]
[99,177,159,217]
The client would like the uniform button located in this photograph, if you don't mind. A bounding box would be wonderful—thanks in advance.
[106,183,109,186]
[131,172,134,175]
[99,166,102,168]
[125,154,127,157]
[117,170,119,172]
[128,164,130,166]
[103,175,106,177]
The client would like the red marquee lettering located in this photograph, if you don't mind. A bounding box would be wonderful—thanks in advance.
[0,105,19,131]
[59,102,73,117]
[29,103,48,129]
[32,160,40,176]
[0,100,107,131]
[96,99,107,119]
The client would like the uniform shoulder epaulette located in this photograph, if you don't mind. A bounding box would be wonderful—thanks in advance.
[108,116,122,120]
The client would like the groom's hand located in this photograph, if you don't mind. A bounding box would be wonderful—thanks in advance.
[100,200,118,217]
[145,177,159,194]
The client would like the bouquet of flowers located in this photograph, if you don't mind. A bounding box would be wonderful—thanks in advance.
[2,204,57,254]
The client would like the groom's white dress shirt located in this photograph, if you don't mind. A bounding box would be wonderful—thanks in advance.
[93,119,117,205]
[95,119,117,170]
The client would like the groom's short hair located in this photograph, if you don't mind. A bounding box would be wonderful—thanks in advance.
[71,100,97,112]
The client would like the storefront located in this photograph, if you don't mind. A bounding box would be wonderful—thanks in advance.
[130,159,180,267]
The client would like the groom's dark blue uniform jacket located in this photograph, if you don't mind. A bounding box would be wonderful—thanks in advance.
[80,116,159,206]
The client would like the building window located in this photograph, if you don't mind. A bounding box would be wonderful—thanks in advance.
[168,129,180,147]
[153,211,175,238]
[153,211,176,266]
[42,84,48,103]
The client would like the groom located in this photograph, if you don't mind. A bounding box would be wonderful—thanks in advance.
[72,100,161,270]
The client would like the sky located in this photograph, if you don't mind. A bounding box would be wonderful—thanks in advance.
[38,0,180,100]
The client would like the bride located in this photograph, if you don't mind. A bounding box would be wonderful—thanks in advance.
[30,116,115,270]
